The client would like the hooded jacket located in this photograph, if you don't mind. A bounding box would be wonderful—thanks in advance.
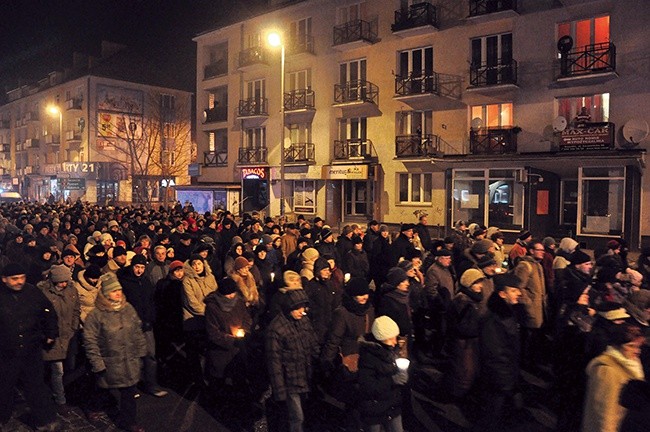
[75,268,101,322]
[82,289,147,389]
[38,279,80,361]
[182,260,218,330]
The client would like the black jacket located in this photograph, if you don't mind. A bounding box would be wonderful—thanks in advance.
[377,286,412,337]
[0,281,58,358]
[304,276,337,344]
[389,234,416,267]
[343,249,370,279]
[154,274,184,339]
[117,266,156,330]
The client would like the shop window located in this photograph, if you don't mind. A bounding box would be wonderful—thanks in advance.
[398,173,432,204]
[292,180,316,214]
[557,93,609,125]
[345,180,373,216]
[579,167,624,235]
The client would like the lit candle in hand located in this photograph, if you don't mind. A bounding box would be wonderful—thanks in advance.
[271,272,275,282]
[344,273,351,283]
[235,328,245,338]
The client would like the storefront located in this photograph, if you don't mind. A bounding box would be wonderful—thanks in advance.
[240,167,269,213]
[323,163,379,225]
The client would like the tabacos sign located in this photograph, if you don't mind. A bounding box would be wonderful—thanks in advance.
[241,167,267,179]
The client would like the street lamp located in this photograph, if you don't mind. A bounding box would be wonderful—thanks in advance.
[268,31,286,217]
[47,105,63,164]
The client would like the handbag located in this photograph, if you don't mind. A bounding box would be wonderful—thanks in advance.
[340,314,370,373]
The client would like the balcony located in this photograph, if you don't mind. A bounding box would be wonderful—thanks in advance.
[287,35,315,56]
[204,151,228,167]
[284,89,315,111]
[237,98,268,119]
[238,46,268,70]
[24,138,40,148]
[44,134,60,145]
[392,2,438,37]
[333,139,377,162]
[333,19,378,50]
[23,111,39,122]
[334,80,378,105]
[557,42,617,82]
[238,147,267,165]
[65,130,82,141]
[65,98,82,110]
[468,0,518,20]
[395,134,443,158]
[394,70,464,110]
[468,59,518,89]
[204,60,227,79]
[284,143,315,164]
[202,106,228,123]
[1,144,10,154]
[470,127,518,155]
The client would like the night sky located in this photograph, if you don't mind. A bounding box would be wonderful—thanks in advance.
[0,0,267,93]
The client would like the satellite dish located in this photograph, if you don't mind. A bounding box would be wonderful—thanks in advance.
[557,35,574,53]
[202,109,209,124]
[553,116,567,132]
[622,119,649,146]
[471,117,483,129]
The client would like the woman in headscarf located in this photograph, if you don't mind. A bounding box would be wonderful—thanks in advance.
[224,242,245,275]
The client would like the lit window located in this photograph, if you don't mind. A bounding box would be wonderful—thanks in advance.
[399,173,432,204]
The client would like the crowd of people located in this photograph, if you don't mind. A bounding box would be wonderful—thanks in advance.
[0,200,648,432]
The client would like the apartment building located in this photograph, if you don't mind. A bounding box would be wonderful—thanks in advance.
[0,43,192,204]
[194,0,649,249]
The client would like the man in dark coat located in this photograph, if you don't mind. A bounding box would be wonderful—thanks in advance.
[315,228,337,263]
[362,220,380,255]
[389,223,417,267]
[415,214,433,252]
[266,289,319,432]
[304,258,338,345]
[154,260,185,370]
[343,236,370,280]
[117,254,167,397]
[0,263,59,431]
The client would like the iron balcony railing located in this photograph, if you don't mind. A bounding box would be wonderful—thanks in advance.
[469,0,517,17]
[238,147,267,164]
[284,89,315,111]
[284,143,315,163]
[287,35,315,55]
[392,2,437,32]
[559,42,616,78]
[334,80,379,104]
[333,19,378,46]
[204,60,228,79]
[238,46,268,68]
[204,151,228,167]
[44,135,60,145]
[470,127,518,154]
[395,70,440,96]
[333,139,376,160]
[470,59,518,87]
[203,106,228,123]
[238,98,268,117]
[395,134,442,157]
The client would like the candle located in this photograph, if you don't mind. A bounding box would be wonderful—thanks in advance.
[270,272,275,282]
[235,328,245,338]
[395,358,410,370]
[344,273,351,283]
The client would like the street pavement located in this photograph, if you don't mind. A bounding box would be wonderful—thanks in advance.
[5,358,557,432]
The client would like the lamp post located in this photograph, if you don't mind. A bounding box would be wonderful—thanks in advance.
[268,31,286,217]
[47,105,63,164]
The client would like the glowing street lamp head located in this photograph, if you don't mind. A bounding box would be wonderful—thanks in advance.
[47,105,61,116]
[267,32,282,47]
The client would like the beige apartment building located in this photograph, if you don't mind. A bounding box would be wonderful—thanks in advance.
[194,0,649,249]
[0,43,192,204]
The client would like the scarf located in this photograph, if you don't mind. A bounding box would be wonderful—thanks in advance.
[605,345,645,380]
[459,285,483,303]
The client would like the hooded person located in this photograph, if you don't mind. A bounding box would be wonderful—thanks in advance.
[266,289,319,432]
[229,256,261,310]
[82,272,147,431]
[76,264,103,322]
[377,268,412,357]
[204,277,253,395]
[153,260,186,369]
[299,247,320,282]
[304,257,337,344]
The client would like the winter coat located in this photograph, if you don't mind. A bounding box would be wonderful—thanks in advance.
[154,274,185,341]
[146,259,169,287]
[182,261,218,331]
[582,347,644,432]
[304,276,338,344]
[479,293,521,393]
[117,266,156,330]
[38,280,80,361]
[357,337,402,425]
[425,261,456,311]
[389,234,416,267]
[82,290,147,389]
[620,379,650,432]
[321,294,375,364]
[369,235,391,283]
[204,292,252,379]
[75,268,100,322]
[229,270,260,307]
[343,249,370,279]
[377,286,412,338]
[513,256,547,329]
[508,240,528,267]
[0,280,58,358]
[266,312,319,401]
[280,232,298,263]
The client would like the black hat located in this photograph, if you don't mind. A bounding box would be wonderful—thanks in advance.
[61,249,78,258]
[254,244,266,255]
[387,267,409,287]
[297,237,309,245]
[264,216,274,224]
[194,243,212,254]
[286,223,297,230]
[2,263,26,277]
[435,249,452,257]
[401,223,415,232]
[518,230,532,241]
[352,235,363,245]
[477,253,497,269]
[180,232,192,241]
[570,250,591,266]
[346,277,370,297]
[218,278,239,296]
[494,273,522,292]
[314,257,331,274]
[299,228,311,237]
[112,246,127,257]
[313,217,324,224]
[443,236,454,244]
[284,289,310,313]
[131,254,148,267]
[368,220,379,227]
[84,264,102,280]
[397,260,414,272]
[88,244,105,256]
[249,233,261,240]
[320,228,333,241]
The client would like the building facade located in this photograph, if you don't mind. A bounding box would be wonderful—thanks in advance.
[0,43,193,204]
[194,0,649,249]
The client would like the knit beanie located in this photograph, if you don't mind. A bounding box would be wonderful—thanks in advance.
[84,264,102,280]
[471,239,493,255]
[477,253,496,269]
[494,273,522,292]
[284,289,310,313]
[314,257,331,274]
[460,268,485,289]
[112,246,127,257]
[346,277,370,297]
[2,262,26,276]
[372,316,400,341]
[283,270,301,286]
[169,260,184,271]
[559,237,579,253]
[397,260,414,272]
[101,273,122,296]
[379,224,389,233]
[49,265,71,283]
[542,236,557,249]
[218,277,238,296]
[302,248,319,262]
[131,254,148,267]
[234,256,249,271]
[570,250,591,266]
[387,267,409,287]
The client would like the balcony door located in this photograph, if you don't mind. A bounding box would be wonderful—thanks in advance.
[336,1,366,24]
[399,47,433,93]
[290,17,312,47]
[339,117,367,158]
[397,110,432,135]
[471,33,512,84]
[340,59,367,99]
[471,103,513,129]
[557,16,610,70]
[245,79,265,115]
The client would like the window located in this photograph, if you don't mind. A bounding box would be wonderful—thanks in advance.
[292,180,316,213]
[161,94,175,110]
[288,123,312,144]
[163,122,176,138]
[396,110,432,135]
[207,129,228,166]
[287,70,311,92]
[246,79,265,100]
[452,169,524,230]
[557,16,609,49]
[471,103,513,128]
[340,59,366,85]
[246,33,262,49]
[579,167,624,235]
[399,46,433,77]
[345,180,373,216]
[289,17,312,51]
[336,1,367,24]
[245,127,265,149]
[399,173,432,204]
[471,33,512,66]
[557,93,609,125]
